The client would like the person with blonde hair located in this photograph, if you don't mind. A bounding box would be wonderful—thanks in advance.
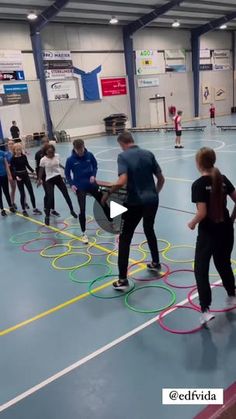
[188,147,236,324]
[10,143,41,216]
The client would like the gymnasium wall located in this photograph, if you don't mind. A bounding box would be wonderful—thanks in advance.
[0,21,234,137]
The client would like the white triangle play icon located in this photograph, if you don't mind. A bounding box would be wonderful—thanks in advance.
[110,201,127,219]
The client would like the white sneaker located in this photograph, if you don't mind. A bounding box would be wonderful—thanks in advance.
[200,310,215,325]
[226,296,236,308]
[81,234,89,244]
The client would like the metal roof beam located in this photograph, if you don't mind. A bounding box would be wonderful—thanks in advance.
[31,0,70,33]
[192,11,236,37]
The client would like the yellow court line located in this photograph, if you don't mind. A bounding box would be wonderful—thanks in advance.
[0,212,146,336]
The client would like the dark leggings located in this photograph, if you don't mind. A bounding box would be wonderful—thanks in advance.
[76,187,112,232]
[43,181,54,211]
[0,175,12,209]
[16,172,36,210]
[194,221,235,312]
[118,203,160,279]
[45,175,74,217]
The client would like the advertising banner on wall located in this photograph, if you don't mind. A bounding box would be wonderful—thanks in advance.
[213,50,231,71]
[46,80,77,101]
[165,49,186,60]
[137,78,159,88]
[43,51,73,79]
[200,64,213,71]
[215,87,226,101]
[0,83,29,106]
[164,49,186,73]
[101,77,127,96]
[200,49,211,59]
[202,84,213,104]
[0,50,25,80]
[136,50,162,75]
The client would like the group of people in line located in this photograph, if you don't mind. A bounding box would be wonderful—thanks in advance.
[1,127,235,325]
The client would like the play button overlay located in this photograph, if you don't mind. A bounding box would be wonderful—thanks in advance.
[93,196,127,234]
[110,201,127,218]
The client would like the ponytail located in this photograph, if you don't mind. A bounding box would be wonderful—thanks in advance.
[209,167,224,223]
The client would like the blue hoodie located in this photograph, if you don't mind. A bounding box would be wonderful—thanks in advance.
[65,149,98,191]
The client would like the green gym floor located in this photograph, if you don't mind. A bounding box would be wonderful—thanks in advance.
[1,116,236,419]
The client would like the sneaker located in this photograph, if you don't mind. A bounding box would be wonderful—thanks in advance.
[200,310,215,325]
[22,210,29,217]
[51,210,60,217]
[113,279,129,290]
[13,203,17,210]
[9,206,16,214]
[81,234,89,244]
[147,262,162,274]
[25,203,30,209]
[33,208,42,215]
[71,210,78,219]
[179,145,184,149]
[1,209,7,216]
[226,296,236,308]
[45,216,50,226]
[175,145,179,149]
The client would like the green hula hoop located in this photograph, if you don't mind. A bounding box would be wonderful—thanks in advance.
[40,243,72,258]
[107,248,146,266]
[139,238,171,254]
[52,251,92,271]
[89,275,135,299]
[10,231,41,245]
[69,263,113,284]
[162,245,195,263]
[125,284,176,314]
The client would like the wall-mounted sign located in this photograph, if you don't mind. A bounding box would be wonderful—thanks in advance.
[46,80,77,101]
[136,50,162,75]
[0,50,25,80]
[43,50,73,79]
[0,83,29,106]
[200,64,213,71]
[101,77,127,96]
[137,78,159,88]
[200,50,211,59]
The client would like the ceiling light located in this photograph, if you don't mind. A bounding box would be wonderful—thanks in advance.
[172,20,180,28]
[220,24,227,29]
[109,16,118,24]
[27,12,38,21]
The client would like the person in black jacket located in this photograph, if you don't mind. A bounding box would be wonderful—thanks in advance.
[10,121,21,142]
[35,137,60,217]
[11,143,41,216]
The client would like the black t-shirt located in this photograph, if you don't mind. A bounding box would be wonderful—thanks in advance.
[10,126,20,139]
[191,175,235,230]
[35,149,46,179]
[11,155,34,177]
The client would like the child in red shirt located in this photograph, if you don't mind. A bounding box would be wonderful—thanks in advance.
[173,110,183,149]
[209,104,216,126]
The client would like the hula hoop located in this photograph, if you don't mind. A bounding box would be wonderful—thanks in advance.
[52,251,92,271]
[188,285,236,313]
[162,245,195,263]
[139,239,171,254]
[40,243,72,258]
[68,236,96,249]
[125,284,176,314]
[107,248,147,266]
[163,269,196,289]
[158,305,202,334]
[69,263,113,284]
[87,241,116,256]
[96,228,117,240]
[54,226,82,239]
[192,259,236,276]
[38,222,68,234]
[10,231,41,245]
[21,237,57,253]
[89,275,135,299]
[128,262,170,282]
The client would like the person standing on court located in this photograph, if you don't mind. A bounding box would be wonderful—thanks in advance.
[10,121,20,142]
[174,110,183,149]
[188,147,236,325]
[65,139,112,244]
[102,131,165,290]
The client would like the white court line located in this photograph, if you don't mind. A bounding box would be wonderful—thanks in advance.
[0,280,222,413]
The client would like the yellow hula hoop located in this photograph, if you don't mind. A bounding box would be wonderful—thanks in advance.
[40,243,72,258]
[68,236,97,249]
[106,248,147,266]
[162,245,195,263]
[192,259,236,276]
[52,251,92,271]
[139,238,171,254]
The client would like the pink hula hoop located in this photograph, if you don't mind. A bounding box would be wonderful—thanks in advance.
[21,237,57,253]
[158,305,203,334]
[188,284,236,313]
[163,269,196,289]
[128,262,170,282]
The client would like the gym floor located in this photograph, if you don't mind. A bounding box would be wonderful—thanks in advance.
[1,116,236,419]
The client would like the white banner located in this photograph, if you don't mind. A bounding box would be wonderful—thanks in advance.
[137,78,159,88]
[213,50,230,59]
[45,69,73,79]
[200,49,211,59]
[136,50,162,75]
[165,49,185,60]
[46,80,77,101]
[213,64,231,71]
[42,50,72,61]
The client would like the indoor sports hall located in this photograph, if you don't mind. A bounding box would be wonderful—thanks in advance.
[1,2,236,419]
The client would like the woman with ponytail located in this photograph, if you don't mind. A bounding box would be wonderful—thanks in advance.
[188,147,236,324]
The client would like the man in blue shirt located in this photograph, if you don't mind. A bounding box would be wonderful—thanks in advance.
[65,139,112,244]
[0,150,15,216]
[102,131,165,290]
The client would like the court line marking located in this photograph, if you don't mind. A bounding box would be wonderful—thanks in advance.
[0,279,222,412]
[0,212,146,336]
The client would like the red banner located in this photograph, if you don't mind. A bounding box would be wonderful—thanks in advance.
[101,77,127,96]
